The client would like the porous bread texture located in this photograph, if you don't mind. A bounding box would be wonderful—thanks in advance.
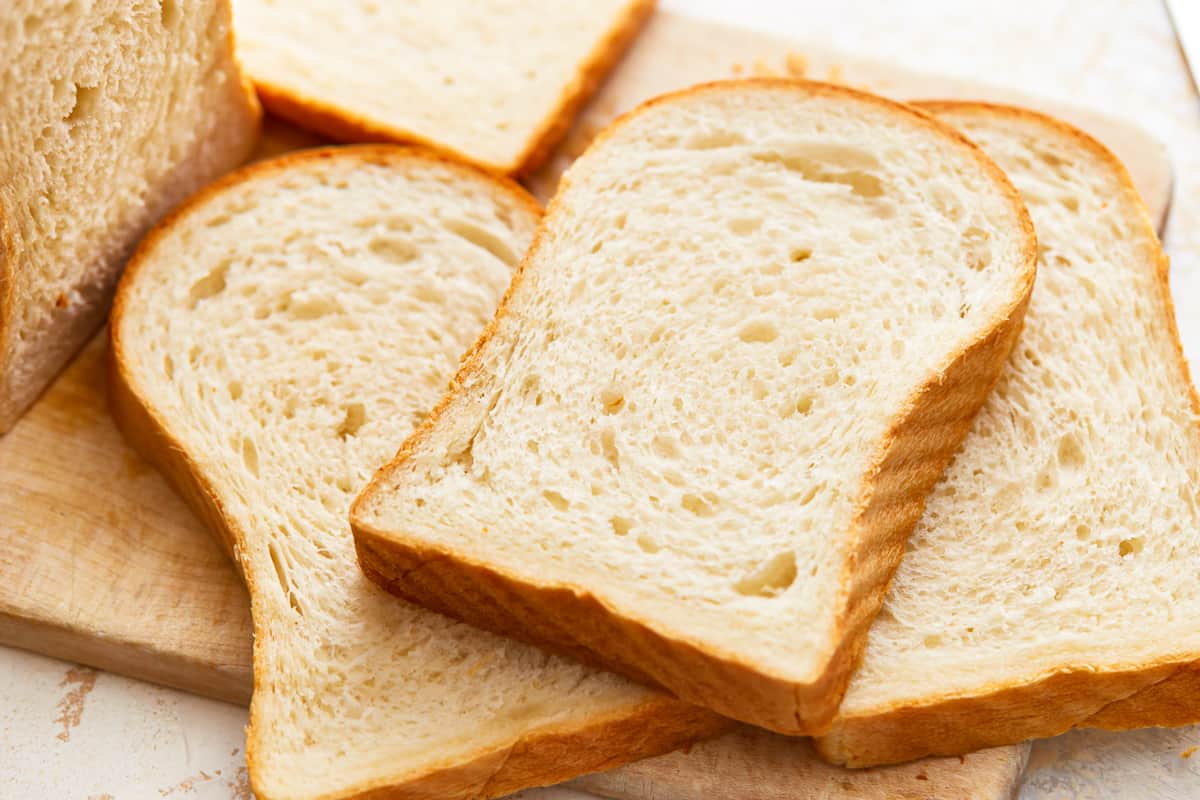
[110,147,723,800]
[352,80,1037,735]
[0,0,259,433]
[818,103,1200,766]
[232,0,654,175]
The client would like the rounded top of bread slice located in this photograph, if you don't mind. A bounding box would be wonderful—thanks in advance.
[109,146,716,800]
[352,80,1037,733]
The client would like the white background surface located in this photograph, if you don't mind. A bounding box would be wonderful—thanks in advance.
[5,0,1200,797]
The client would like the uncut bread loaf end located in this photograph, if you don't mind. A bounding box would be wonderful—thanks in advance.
[352,80,1038,735]
[0,0,260,432]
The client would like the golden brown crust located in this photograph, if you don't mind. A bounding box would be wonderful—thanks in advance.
[351,79,1037,735]
[813,101,1198,767]
[247,0,655,176]
[110,145,723,800]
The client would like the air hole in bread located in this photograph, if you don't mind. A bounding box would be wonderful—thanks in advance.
[610,517,632,536]
[268,541,303,617]
[790,248,813,263]
[160,0,181,28]
[963,226,993,271]
[636,533,660,554]
[163,354,174,380]
[600,428,619,470]
[443,219,517,267]
[734,551,797,597]
[729,217,762,236]
[336,403,367,439]
[686,130,747,150]
[738,320,778,344]
[543,490,569,511]
[1118,537,1144,557]
[241,436,259,477]
[651,435,680,460]
[65,83,101,124]
[228,380,243,400]
[752,151,885,198]
[600,388,623,414]
[681,493,718,517]
[187,260,231,307]
[369,236,418,264]
[1057,434,1086,471]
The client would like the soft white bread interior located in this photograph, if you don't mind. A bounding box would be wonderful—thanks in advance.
[109,147,722,800]
[818,102,1200,767]
[352,80,1038,735]
[0,0,259,433]
[231,0,654,174]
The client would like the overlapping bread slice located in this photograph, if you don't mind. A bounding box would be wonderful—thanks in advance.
[0,0,259,432]
[817,102,1200,766]
[109,146,722,800]
[351,79,1038,734]
[232,0,653,174]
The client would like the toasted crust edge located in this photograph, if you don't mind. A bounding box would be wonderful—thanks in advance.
[246,0,655,176]
[351,79,1037,735]
[815,100,1199,767]
[108,144,726,800]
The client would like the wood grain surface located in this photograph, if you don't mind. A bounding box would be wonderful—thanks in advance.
[0,10,1172,799]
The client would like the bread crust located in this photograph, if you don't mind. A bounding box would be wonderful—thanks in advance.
[815,100,1200,767]
[0,0,261,434]
[351,79,1038,735]
[247,0,654,176]
[110,144,727,800]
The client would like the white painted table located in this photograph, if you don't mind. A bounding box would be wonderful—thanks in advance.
[5,0,1200,796]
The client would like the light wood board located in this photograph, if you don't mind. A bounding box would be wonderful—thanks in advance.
[0,10,1172,799]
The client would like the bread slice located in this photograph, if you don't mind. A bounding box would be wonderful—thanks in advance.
[351,80,1038,735]
[816,102,1200,766]
[0,0,260,433]
[109,147,724,800]
[231,0,653,175]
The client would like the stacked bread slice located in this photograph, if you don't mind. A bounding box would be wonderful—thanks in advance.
[350,79,1037,735]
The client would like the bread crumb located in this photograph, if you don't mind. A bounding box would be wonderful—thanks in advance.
[785,52,808,78]
[915,772,929,781]
[752,58,779,77]
[1182,746,1198,759]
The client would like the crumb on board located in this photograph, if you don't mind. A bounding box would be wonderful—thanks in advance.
[916,772,930,781]
[785,52,808,77]
[752,58,779,77]
[1182,745,1198,759]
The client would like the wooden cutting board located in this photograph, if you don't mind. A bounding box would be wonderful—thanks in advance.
[0,11,1171,799]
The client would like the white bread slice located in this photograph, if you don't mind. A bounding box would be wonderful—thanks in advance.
[109,147,724,800]
[0,0,260,433]
[351,80,1038,735]
[816,103,1200,766]
[231,0,653,175]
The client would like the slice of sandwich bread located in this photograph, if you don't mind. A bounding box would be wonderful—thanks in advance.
[817,101,1200,767]
[351,80,1038,735]
[0,0,260,432]
[231,0,654,175]
[110,146,723,800]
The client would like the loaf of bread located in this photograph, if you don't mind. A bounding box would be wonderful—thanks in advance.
[232,0,654,175]
[351,79,1038,735]
[109,147,723,800]
[817,102,1200,766]
[0,0,260,433]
